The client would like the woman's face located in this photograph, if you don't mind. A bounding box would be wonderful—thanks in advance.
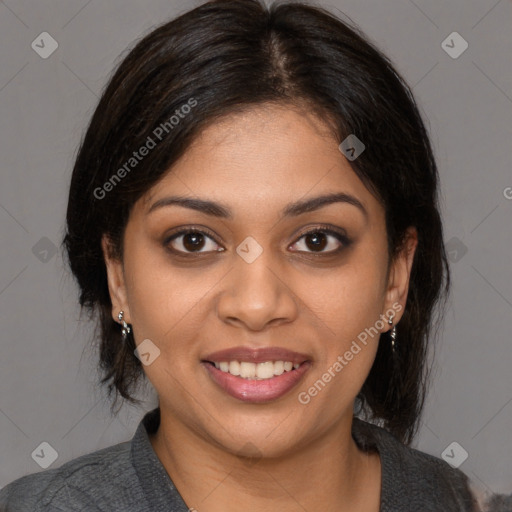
[104,103,416,458]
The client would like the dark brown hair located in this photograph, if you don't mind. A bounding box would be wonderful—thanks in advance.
[63,0,450,445]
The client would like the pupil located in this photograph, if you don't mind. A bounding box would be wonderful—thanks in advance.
[306,232,327,251]
[183,233,205,251]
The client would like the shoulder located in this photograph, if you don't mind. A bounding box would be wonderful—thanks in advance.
[0,440,144,511]
[352,417,479,511]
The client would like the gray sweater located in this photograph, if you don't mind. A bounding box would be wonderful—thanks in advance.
[0,408,479,511]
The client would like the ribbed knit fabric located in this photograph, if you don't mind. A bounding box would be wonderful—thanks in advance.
[0,408,480,511]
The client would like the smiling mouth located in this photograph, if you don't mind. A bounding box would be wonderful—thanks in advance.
[205,360,303,380]
[201,346,312,402]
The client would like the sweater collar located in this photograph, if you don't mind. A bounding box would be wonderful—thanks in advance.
[131,407,397,511]
[131,407,190,511]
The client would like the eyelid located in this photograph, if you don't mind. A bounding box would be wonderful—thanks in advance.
[290,224,351,253]
[163,224,351,255]
[163,226,224,254]
[294,224,349,240]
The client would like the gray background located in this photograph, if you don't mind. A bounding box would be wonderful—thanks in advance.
[0,0,511,502]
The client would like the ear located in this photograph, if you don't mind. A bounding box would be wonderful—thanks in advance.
[383,226,418,329]
[101,235,131,324]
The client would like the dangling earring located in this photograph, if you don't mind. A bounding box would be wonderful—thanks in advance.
[388,313,397,355]
[117,311,131,340]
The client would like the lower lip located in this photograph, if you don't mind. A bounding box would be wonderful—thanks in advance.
[202,362,311,403]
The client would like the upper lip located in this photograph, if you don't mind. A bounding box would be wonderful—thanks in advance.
[203,346,311,365]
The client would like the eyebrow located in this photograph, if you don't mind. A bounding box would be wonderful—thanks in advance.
[147,192,368,219]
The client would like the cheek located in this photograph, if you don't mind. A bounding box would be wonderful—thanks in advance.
[298,269,384,411]
[297,256,387,339]
[122,242,222,364]
[121,243,187,339]
[292,252,387,401]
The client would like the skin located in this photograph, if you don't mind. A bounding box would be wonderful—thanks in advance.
[103,103,417,512]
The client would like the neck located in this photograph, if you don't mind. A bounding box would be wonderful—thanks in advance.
[149,408,381,512]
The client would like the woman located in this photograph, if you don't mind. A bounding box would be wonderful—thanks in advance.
[0,0,490,510]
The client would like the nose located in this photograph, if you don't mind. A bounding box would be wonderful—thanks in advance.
[216,247,298,332]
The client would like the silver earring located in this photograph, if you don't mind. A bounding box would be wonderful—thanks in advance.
[117,311,131,339]
[388,314,397,354]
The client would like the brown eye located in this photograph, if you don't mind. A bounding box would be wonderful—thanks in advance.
[290,227,351,254]
[303,232,328,251]
[166,229,223,254]
[182,232,206,251]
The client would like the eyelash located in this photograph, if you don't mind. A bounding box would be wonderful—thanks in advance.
[163,224,352,257]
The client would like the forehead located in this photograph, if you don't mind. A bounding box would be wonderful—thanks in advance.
[140,104,382,220]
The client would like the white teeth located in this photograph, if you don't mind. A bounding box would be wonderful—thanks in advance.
[256,361,274,379]
[213,360,301,379]
[274,360,284,375]
[240,362,256,378]
[229,360,240,376]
